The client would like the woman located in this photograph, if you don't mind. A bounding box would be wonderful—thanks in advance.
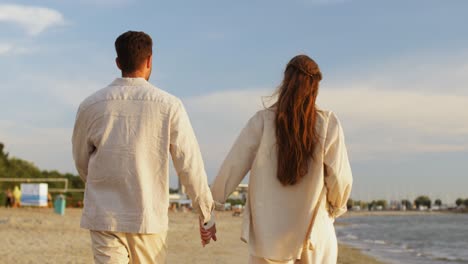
[210,55,353,263]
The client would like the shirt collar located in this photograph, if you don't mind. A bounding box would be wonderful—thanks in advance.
[110,77,149,87]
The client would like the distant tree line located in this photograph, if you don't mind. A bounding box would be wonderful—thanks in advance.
[456,198,468,207]
[347,199,387,210]
[0,143,84,206]
[414,196,431,209]
[348,194,468,211]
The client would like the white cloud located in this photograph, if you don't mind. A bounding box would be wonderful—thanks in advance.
[0,42,35,56]
[319,87,468,136]
[0,121,72,173]
[43,79,102,108]
[183,86,468,169]
[4,52,467,174]
[347,50,468,95]
[184,89,269,167]
[0,43,12,55]
[1,51,468,199]
[60,0,133,7]
[0,4,64,36]
[9,73,104,108]
[182,52,468,167]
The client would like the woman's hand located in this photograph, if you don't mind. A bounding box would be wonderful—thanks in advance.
[199,218,217,247]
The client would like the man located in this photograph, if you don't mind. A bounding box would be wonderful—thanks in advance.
[72,31,216,263]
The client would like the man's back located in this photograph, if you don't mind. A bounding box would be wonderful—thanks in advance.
[73,31,215,263]
[73,77,212,234]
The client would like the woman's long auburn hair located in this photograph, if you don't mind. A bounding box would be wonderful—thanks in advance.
[275,55,322,186]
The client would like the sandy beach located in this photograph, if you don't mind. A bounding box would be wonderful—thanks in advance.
[0,208,383,264]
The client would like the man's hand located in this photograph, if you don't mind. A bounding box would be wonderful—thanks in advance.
[199,218,217,247]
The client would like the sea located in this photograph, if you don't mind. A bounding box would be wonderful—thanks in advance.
[336,213,468,264]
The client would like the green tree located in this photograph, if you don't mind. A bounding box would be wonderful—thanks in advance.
[0,143,85,206]
[357,200,367,209]
[456,198,464,207]
[0,142,8,160]
[464,199,468,207]
[376,200,387,209]
[0,142,9,178]
[435,199,442,206]
[401,199,412,209]
[347,199,365,210]
[414,196,431,209]
[65,173,85,189]
[226,198,244,206]
[368,200,376,210]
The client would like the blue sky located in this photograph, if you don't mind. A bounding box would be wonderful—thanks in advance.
[0,0,467,203]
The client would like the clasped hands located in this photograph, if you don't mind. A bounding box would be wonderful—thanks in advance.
[199,217,217,247]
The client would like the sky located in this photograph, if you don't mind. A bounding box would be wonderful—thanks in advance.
[0,0,467,203]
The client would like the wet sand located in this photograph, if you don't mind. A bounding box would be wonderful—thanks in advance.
[0,208,384,263]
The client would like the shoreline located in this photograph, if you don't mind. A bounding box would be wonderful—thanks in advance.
[343,210,455,217]
[335,210,467,264]
[334,210,446,264]
[0,208,388,263]
[338,244,386,264]
[337,212,388,263]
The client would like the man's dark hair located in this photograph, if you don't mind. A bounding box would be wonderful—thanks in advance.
[115,31,153,73]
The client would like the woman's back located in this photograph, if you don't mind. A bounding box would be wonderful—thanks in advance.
[211,108,352,261]
[248,108,331,259]
[210,54,352,263]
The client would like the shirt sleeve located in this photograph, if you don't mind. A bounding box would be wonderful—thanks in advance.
[72,107,95,182]
[169,100,214,223]
[323,112,353,218]
[210,111,263,210]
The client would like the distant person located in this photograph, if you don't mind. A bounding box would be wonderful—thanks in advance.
[12,186,21,208]
[47,192,52,208]
[72,31,215,264]
[206,55,353,263]
[5,188,13,208]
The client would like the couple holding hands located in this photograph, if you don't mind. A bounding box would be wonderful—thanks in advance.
[72,31,352,264]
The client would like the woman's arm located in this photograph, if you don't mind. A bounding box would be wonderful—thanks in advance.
[323,112,353,218]
[210,111,264,209]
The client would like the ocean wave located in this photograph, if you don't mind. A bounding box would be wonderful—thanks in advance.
[363,239,387,245]
[432,256,468,263]
[337,214,468,264]
[345,234,358,240]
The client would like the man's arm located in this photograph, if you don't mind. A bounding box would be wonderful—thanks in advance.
[72,108,94,182]
[169,100,214,224]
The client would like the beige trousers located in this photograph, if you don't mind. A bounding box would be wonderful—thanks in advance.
[248,245,337,264]
[249,224,338,264]
[249,203,338,264]
[90,230,168,264]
